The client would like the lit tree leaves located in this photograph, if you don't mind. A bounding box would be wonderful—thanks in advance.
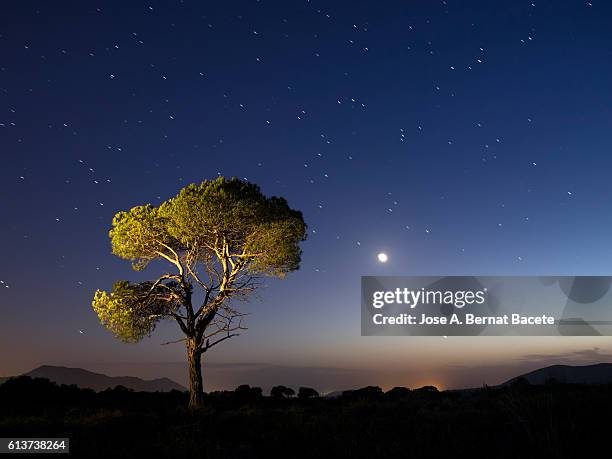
[109,205,178,271]
[158,178,307,277]
[92,280,182,342]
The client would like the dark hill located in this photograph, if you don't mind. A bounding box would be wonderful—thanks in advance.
[503,363,612,385]
[24,365,186,392]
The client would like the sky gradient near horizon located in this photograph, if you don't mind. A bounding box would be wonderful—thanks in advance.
[2,0,612,391]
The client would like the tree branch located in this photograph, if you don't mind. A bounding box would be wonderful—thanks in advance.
[201,333,239,352]
[160,337,187,346]
[171,312,189,335]
[200,314,247,352]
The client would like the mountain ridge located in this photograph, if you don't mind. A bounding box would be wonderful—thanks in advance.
[3,362,612,393]
[22,365,186,392]
[502,362,612,386]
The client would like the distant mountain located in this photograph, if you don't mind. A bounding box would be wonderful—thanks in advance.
[23,365,186,392]
[503,363,612,386]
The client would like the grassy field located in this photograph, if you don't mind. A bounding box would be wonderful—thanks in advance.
[0,376,609,458]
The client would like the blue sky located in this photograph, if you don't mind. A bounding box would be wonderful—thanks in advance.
[2,0,612,390]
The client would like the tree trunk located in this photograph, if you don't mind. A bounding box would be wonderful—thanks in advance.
[187,337,204,409]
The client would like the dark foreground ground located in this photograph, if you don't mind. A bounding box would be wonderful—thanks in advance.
[0,376,610,458]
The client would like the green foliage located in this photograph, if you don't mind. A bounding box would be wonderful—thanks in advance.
[92,281,179,342]
[92,177,307,346]
[109,204,173,271]
[160,177,307,277]
[109,177,307,277]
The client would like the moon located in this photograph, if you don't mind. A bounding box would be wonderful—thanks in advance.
[377,252,388,263]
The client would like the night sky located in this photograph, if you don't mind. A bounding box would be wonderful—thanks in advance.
[2,0,612,392]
